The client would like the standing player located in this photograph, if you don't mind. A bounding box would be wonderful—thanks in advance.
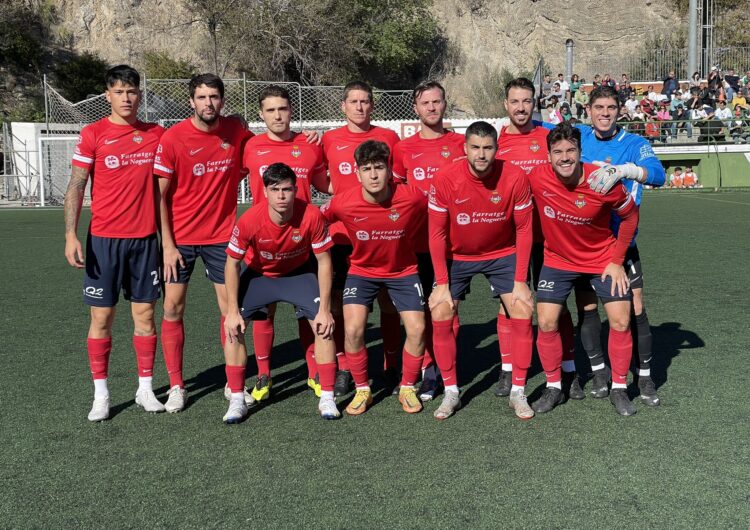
[428,121,535,420]
[495,78,581,401]
[321,141,427,415]
[154,74,253,412]
[580,85,666,405]
[529,123,639,416]
[242,85,329,400]
[391,80,465,401]
[64,65,165,421]
[223,163,337,423]
[322,81,402,396]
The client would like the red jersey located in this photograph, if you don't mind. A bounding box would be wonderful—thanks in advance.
[322,125,400,194]
[428,159,533,284]
[153,117,253,245]
[226,198,332,277]
[72,118,164,238]
[320,184,427,278]
[497,125,551,244]
[528,163,638,274]
[243,132,325,205]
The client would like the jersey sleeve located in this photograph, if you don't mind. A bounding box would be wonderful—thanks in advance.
[608,183,638,263]
[227,215,253,259]
[631,139,666,187]
[512,173,534,282]
[72,125,96,170]
[153,133,176,179]
[309,208,334,254]
[428,177,450,284]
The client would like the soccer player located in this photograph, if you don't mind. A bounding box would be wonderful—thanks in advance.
[223,163,337,423]
[495,78,581,401]
[243,84,330,400]
[529,122,639,416]
[64,65,165,421]
[154,73,253,412]
[322,81,402,396]
[391,80,465,401]
[428,121,534,420]
[321,140,427,415]
[581,85,666,406]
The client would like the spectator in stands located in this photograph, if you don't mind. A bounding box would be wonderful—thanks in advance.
[741,70,750,87]
[621,73,629,86]
[707,67,722,102]
[723,68,740,103]
[648,84,668,104]
[662,70,679,98]
[640,96,655,116]
[592,74,602,88]
[602,73,617,89]
[689,72,702,89]
[573,84,588,119]
[668,167,683,188]
[570,73,581,102]
[696,105,724,142]
[682,166,700,188]
[617,105,631,123]
[542,74,553,99]
[644,114,662,143]
[696,83,713,107]
[730,104,750,144]
[670,104,693,140]
[557,73,570,102]
[730,90,747,109]
[541,84,563,107]
[560,102,573,122]
[545,102,563,125]
[656,102,671,142]
[680,84,692,103]
[625,92,638,115]
[743,79,750,98]
[715,100,733,128]
[618,81,633,105]
[632,104,646,121]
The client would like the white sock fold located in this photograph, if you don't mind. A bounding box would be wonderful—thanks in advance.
[138,376,153,392]
[611,382,627,389]
[501,363,512,371]
[591,363,606,372]
[445,384,459,394]
[93,378,109,398]
[548,381,562,390]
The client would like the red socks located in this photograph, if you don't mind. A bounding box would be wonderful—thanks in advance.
[252,319,274,377]
[432,319,457,386]
[381,311,402,370]
[560,310,576,365]
[608,328,633,385]
[536,329,562,384]
[161,319,185,388]
[400,349,424,387]
[510,318,533,387]
[298,320,317,379]
[345,348,369,388]
[421,318,434,369]
[334,313,349,371]
[225,364,246,393]
[133,334,157,378]
[317,361,337,392]
[497,313,512,367]
[87,337,112,380]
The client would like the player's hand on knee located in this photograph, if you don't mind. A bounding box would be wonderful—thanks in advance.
[428,284,454,311]
[602,262,629,297]
[163,245,185,283]
[314,311,335,339]
[65,235,84,268]
[225,311,246,343]
[511,281,534,313]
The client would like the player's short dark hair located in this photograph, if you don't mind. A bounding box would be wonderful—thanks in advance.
[589,85,620,107]
[263,162,297,187]
[354,140,390,167]
[546,122,581,151]
[105,65,140,88]
[189,73,225,99]
[505,77,536,98]
[343,80,373,102]
[675,166,682,171]
[465,121,498,143]
[259,85,291,109]
[412,80,445,103]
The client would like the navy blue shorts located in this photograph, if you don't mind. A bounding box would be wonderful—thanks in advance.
[417,252,435,299]
[530,242,544,291]
[331,244,353,290]
[536,266,632,304]
[624,245,644,289]
[343,274,425,312]
[238,266,320,321]
[173,243,228,284]
[449,255,516,301]
[83,234,161,307]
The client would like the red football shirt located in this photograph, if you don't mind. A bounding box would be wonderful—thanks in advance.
[528,163,638,274]
[226,198,332,277]
[428,159,533,283]
[243,132,325,205]
[392,131,465,191]
[320,184,427,278]
[322,125,400,194]
[153,117,253,245]
[497,125,551,243]
[72,117,164,238]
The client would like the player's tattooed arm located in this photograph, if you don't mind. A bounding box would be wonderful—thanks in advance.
[63,165,89,268]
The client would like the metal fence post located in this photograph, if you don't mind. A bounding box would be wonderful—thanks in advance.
[242,72,248,120]
[143,73,149,122]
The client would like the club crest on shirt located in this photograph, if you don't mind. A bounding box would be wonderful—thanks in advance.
[220,139,231,150]
[291,229,302,243]
[291,145,301,158]
[529,140,540,152]
[388,208,400,221]
[575,193,587,209]
[490,191,501,204]
[441,146,451,158]
[132,132,143,144]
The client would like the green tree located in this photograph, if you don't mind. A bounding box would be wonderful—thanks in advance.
[143,51,196,79]
[0,1,44,73]
[53,52,109,102]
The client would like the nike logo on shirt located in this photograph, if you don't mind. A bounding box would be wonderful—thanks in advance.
[190,147,205,156]
[104,139,118,145]
[454,198,470,204]
[336,145,350,151]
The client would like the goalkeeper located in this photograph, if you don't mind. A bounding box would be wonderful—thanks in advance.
[575,85,666,406]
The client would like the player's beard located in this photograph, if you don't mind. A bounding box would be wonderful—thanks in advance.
[197,108,219,126]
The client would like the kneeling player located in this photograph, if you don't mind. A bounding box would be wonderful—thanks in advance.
[222,163,338,423]
[529,123,639,416]
[428,121,535,420]
[321,140,427,415]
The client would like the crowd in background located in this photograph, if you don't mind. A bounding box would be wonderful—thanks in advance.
[539,68,750,144]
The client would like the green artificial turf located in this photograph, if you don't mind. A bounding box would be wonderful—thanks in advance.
[1,191,748,528]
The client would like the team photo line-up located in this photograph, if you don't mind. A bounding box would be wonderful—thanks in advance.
[64,64,665,425]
